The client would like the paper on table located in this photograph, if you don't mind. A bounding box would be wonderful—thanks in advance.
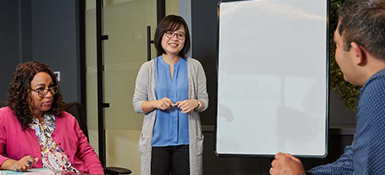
[1,169,54,175]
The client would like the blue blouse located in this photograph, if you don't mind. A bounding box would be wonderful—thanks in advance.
[152,56,189,147]
[308,68,385,175]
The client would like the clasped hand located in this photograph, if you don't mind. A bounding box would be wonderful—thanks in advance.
[154,98,198,113]
[12,155,39,172]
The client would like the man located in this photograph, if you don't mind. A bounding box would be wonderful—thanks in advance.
[270,0,385,174]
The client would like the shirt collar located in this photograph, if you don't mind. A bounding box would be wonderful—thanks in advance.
[360,68,385,92]
[31,113,55,124]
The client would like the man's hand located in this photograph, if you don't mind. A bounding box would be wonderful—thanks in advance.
[270,153,305,175]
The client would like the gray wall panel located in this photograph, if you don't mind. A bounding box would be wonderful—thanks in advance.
[191,0,219,125]
[0,0,80,105]
[31,0,80,103]
[21,0,33,62]
[0,0,21,106]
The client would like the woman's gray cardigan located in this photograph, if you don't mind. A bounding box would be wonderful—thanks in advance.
[133,58,209,175]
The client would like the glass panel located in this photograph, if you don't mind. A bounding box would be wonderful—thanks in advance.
[85,0,99,153]
[166,0,179,15]
[103,0,156,130]
[86,1,182,174]
[102,0,157,173]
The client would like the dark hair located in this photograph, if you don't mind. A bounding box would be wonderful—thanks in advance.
[154,15,191,58]
[337,0,385,61]
[5,61,64,130]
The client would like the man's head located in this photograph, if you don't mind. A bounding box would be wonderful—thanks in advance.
[334,0,385,86]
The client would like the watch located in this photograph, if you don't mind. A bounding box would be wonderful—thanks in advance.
[195,100,202,110]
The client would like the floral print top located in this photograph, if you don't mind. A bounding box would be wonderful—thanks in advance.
[30,114,79,173]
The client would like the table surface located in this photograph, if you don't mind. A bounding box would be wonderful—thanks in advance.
[0,169,94,175]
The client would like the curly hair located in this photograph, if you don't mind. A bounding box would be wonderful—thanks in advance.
[5,61,64,130]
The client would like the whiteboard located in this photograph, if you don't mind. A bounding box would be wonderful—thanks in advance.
[216,0,328,157]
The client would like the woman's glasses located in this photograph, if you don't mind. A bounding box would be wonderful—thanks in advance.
[164,31,185,40]
[31,85,59,98]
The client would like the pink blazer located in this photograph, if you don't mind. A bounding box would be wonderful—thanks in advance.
[0,107,104,175]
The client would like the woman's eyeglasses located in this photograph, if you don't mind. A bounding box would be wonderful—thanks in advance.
[164,31,185,40]
[31,85,59,98]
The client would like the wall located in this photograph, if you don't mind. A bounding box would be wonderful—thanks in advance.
[0,1,20,106]
[179,0,192,57]
[30,0,81,103]
[191,0,219,125]
[0,0,81,105]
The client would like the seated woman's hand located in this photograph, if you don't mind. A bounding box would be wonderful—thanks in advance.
[12,155,39,172]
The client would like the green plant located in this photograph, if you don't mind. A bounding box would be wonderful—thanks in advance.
[330,0,360,111]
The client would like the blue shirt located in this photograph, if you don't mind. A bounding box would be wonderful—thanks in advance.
[152,56,189,147]
[308,68,385,175]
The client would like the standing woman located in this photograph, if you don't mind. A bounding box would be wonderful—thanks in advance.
[133,15,208,175]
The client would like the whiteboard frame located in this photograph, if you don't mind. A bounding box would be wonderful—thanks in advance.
[214,0,330,158]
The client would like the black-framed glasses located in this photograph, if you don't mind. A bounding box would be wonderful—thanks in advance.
[31,85,59,97]
[164,31,185,40]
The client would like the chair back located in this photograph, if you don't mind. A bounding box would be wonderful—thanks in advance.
[64,102,88,139]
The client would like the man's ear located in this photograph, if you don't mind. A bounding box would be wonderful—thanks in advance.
[350,42,366,65]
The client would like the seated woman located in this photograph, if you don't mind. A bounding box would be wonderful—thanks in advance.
[0,62,103,174]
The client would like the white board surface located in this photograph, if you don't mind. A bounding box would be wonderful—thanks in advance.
[216,0,328,157]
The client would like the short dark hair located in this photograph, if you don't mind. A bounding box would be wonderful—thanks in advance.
[337,0,385,61]
[154,15,191,58]
[5,61,64,130]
